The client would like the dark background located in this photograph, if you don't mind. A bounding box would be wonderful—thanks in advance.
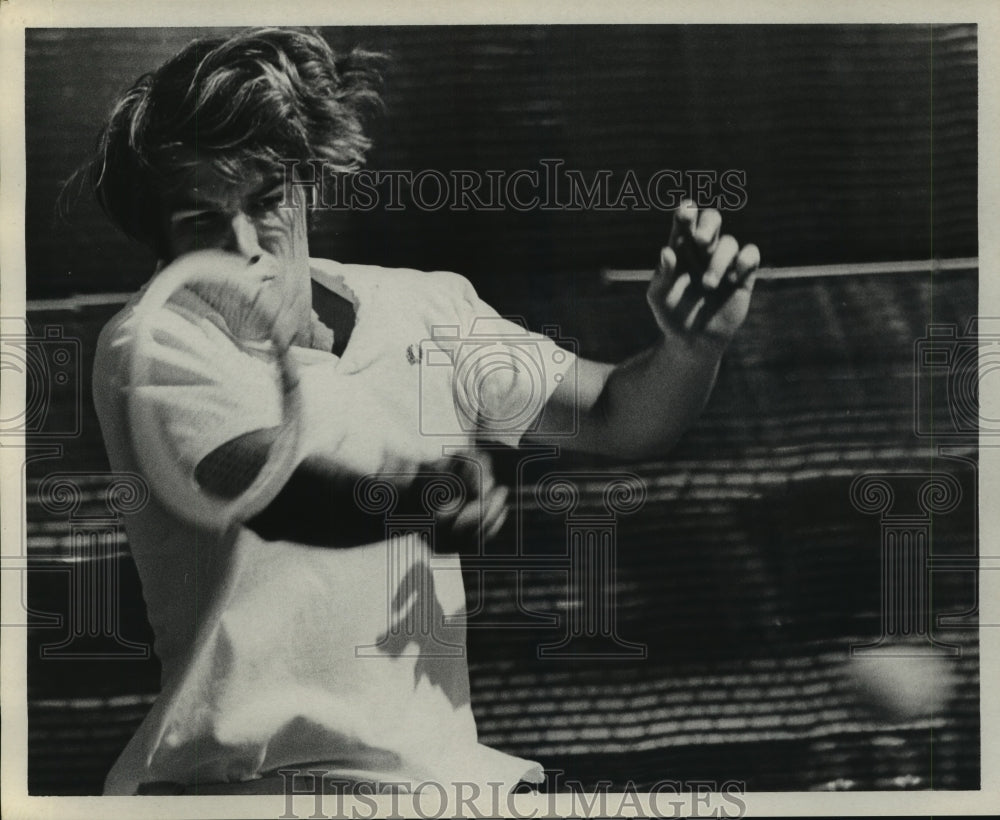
[22,25,980,795]
[28,25,976,309]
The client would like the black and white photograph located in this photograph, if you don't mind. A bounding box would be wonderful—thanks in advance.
[1,1,996,817]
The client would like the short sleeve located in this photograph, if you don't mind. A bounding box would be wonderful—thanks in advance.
[430,272,577,447]
[119,298,284,483]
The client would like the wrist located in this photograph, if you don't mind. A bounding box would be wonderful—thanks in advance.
[659,324,730,363]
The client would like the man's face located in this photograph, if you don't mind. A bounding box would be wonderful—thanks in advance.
[160,161,313,342]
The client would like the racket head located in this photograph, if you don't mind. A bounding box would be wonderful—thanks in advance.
[127,250,303,532]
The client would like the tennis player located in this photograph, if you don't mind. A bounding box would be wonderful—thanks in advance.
[88,28,759,796]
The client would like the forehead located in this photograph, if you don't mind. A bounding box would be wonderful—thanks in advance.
[161,159,284,211]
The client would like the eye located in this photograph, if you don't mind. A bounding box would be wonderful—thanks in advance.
[167,210,228,255]
[173,210,221,229]
[252,191,285,216]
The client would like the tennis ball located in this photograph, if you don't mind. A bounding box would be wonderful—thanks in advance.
[844,654,957,721]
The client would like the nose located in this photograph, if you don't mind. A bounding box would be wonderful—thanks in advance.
[224,212,263,264]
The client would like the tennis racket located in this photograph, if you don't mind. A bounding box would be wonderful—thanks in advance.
[127,250,303,532]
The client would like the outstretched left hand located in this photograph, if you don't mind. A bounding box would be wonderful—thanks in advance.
[646,200,760,349]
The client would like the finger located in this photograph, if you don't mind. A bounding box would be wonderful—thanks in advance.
[674,235,704,278]
[702,234,739,290]
[485,510,507,541]
[668,199,699,248]
[695,244,760,334]
[674,205,724,278]
[692,208,722,254]
[670,274,705,329]
[655,245,678,282]
[453,485,505,539]
[647,245,677,314]
[664,271,691,312]
[450,503,480,537]
[726,243,761,289]
[683,295,708,332]
[483,487,510,539]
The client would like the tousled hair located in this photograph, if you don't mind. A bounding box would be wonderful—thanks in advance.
[81,27,384,255]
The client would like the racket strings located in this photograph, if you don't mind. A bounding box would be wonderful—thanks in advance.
[181,279,285,346]
[130,252,301,528]
[180,279,290,501]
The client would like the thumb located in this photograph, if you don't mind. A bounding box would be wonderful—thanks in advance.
[646,245,678,319]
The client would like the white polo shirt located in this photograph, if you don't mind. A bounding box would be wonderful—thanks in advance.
[93,258,574,795]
